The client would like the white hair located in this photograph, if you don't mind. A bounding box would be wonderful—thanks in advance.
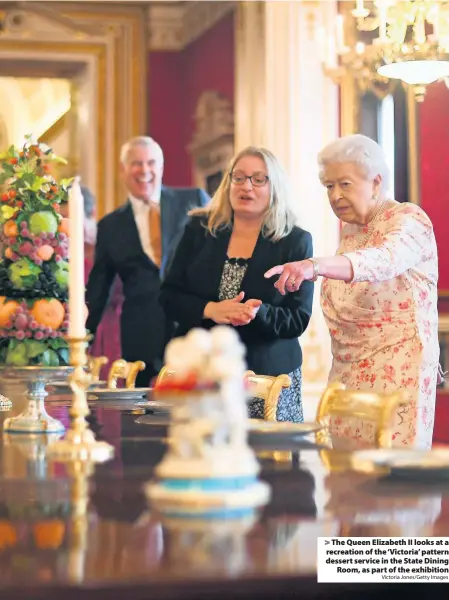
[120,136,164,165]
[318,134,390,193]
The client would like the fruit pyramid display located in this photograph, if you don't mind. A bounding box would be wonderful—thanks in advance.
[0,136,71,367]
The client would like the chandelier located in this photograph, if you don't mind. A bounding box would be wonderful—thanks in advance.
[323,0,449,101]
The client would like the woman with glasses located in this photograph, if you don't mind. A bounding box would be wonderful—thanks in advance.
[159,146,313,422]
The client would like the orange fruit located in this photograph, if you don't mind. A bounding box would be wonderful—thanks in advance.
[0,297,19,327]
[32,520,65,549]
[30,146,42,157]
[0,521,17,549]
[30,299,65,330]
[58,218,69,235]
[3,220,18,238]
[4,247,14,260]
[36,245,54,261]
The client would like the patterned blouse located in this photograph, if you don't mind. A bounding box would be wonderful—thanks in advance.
[218,257,303,422]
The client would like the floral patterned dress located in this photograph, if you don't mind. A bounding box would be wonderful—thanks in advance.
[321,200,439,449]
[219,258,303,423]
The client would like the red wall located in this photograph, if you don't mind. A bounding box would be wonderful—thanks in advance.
[419,81,449,312]
[147,51,187,185]
[148,13,235,187]
[420,82,449,443]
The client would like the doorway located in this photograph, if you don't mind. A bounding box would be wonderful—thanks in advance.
[0,3,147,216]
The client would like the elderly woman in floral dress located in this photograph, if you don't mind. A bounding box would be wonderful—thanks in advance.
[266,134,440,449]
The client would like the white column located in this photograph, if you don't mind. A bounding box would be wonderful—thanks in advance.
[234,1,267,149]
[235,1,340,419]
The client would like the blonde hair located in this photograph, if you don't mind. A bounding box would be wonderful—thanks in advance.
[190,146,296,241]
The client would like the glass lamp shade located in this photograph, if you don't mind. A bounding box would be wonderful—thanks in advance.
[378,60,449,85]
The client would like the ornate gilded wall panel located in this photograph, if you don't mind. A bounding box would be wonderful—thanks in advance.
[0,3,147,216]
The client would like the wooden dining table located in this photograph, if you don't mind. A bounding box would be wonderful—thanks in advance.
[0,392,448,598]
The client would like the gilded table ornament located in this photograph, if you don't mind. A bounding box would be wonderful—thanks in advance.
[46,337,114,462]
[107,358,146,389]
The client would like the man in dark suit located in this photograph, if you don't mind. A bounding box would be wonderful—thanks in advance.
[86,136,210,387]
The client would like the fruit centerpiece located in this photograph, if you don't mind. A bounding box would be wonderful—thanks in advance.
[0,136,70,369]
[0,137,74,432]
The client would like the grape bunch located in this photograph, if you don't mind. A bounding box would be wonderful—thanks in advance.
[0,302,68,340]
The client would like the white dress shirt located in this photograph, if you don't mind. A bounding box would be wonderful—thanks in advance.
[129,192,161,263]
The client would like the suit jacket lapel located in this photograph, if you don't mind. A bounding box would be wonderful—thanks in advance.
[190,227,231,298]
[198,228,270,299]
[120,202,144,257]
[160,187,171,260]
[209,227,232,296]
[240,232,270,294]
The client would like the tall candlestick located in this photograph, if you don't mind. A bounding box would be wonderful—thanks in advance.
[68,177,86,339]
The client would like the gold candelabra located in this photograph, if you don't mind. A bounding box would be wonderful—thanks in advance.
[47,336,114,462]
[323,1,449,101]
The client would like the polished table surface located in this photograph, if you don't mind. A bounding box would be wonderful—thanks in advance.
[0,393,448,598]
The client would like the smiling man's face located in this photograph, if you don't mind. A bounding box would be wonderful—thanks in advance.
[121,143,164,203]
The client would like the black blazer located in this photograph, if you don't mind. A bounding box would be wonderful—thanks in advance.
[159,217,314,377]
[86,186,210,372]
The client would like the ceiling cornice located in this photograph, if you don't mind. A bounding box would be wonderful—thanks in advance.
[147,1,234,51]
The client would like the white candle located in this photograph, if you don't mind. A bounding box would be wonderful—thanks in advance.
[336,15,345,53]
[326,34,337,68]
[433,6,440,41]
[316,25,326,63]
[356,0,364,13]
[68,177,86,339]
[378,1,388,41]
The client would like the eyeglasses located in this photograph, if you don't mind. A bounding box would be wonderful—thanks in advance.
[230,173,269,187]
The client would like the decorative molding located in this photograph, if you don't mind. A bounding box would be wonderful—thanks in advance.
[188,90,234,192]
[147,2,184,51]
[5,2,101,37]
[0,2,147,216]
[38,111,68,146]
[183,1,234,47]
[147,1,234,51]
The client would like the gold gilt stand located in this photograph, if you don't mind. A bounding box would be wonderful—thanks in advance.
[47,337,114,462]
